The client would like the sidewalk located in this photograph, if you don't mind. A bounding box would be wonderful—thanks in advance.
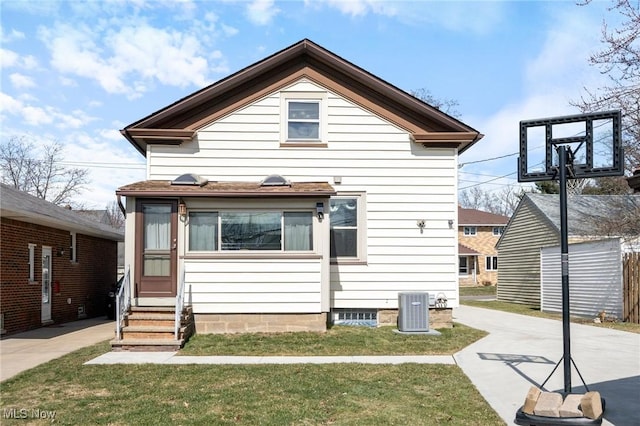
[0,317,114,382]
[453,305,640,426]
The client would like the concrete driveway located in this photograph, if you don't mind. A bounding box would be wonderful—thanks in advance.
[453,305,640,426]
[0,317,114,382]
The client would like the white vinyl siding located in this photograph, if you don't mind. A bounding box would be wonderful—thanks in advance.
[185,258,322,313]
[541,238,623,319]
[148,79,460,311]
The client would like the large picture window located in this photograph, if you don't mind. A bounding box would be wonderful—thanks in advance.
[330,194,366,262]
[188,211,313,252]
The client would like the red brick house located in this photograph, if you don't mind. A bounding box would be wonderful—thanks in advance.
[0,184,123,335]
[458,206,509,287]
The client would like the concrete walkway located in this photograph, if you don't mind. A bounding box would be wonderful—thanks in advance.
[0,317,114,382]
[453,305,640,426]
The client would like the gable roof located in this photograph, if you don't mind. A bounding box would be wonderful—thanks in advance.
[458,206,509,226]
[0,184,123,241]
[511,193,639,237]
[121,39,482,157]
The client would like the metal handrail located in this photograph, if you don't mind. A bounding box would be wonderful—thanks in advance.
[175,261,186,340]
[115,266,131,341]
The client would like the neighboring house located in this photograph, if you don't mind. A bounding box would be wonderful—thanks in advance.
[457,207,509,286]
[76,209,125,277]
[0,184,123,335]
[496,193,639,308]
[116,39,483,338]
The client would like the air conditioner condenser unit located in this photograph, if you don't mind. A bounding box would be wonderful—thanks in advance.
[398,292,429,332]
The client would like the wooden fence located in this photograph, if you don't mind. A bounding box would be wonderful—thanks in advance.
[623,252,640,324]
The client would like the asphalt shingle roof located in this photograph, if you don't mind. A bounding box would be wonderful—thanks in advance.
[0,184,123,240]
[525,193,640,236]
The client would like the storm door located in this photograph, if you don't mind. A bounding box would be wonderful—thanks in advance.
[41,246,52,322]
[136,200,178,298]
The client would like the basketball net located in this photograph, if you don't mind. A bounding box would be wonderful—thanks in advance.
[566,177,587,196]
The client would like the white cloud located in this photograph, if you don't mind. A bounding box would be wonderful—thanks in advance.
[0,48,19,68]
[39,22,217,98]
[9,72,36,89]
[1,27,25,43]
[0,92,97,129]
[1,49,38,70]
[246,0,280,25]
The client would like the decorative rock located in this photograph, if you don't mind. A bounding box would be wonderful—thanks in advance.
[581,391,603,419]
[534,392,563,417]
[523,386,542,414]
[560,394,583,417]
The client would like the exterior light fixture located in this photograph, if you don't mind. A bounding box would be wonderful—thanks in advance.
[316,202,325,220]
[178,200,187,218]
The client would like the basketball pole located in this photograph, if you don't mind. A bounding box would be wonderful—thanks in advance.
[558,144,572,394]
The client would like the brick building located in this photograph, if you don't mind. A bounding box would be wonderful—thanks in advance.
[1,184,123,335]
[458,206,509,287]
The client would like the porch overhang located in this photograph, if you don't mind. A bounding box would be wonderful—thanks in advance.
[116,180,336,198]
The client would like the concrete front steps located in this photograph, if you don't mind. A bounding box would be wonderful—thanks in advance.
[111,306,194,352]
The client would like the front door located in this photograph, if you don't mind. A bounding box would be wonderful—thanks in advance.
[41,246,52,323]
[136,200,178,298]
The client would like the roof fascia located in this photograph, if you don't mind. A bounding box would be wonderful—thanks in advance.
[122,39,482,156]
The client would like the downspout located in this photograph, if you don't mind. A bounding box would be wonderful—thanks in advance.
[117,194,126,217]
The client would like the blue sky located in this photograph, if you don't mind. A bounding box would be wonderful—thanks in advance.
[1,0,616,208]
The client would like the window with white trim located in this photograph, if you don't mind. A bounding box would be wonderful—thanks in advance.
[458,256,468,275]
[280,92,326,144]
[187,211,313,252]
[330,194,366,262]
[463,226,477,236]
[287,100,320,140]
[492,226,504,236]
[69,232,77,262]
[486,256,498,271]
[28,243,36,281]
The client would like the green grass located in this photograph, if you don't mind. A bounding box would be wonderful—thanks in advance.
[180,323,486,356]
[462,299,640,334]
[459,286,497,297]
[0,328,504,425]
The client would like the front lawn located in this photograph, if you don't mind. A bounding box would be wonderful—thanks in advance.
[180,323,486,356]
[0,324,505,425]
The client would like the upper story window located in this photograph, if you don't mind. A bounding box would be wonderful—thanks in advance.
[287,100,320,140]
[187,210,313,253]
[492,226,505,236]
[280,92,327,146]
[463,226,477,236]
[330,193,366,263]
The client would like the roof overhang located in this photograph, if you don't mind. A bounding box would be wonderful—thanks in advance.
[121,39,483,157]
[412,132,484,152]
[117,180,336,198]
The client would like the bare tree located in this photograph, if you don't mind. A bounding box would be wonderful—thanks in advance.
[105,200,125,230]
[410,88,461,118]
[573,0,640,173]
[0,136,89,206]
[459,186,522,217]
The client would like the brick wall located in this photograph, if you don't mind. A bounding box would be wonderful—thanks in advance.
[459,226,501,286]
[0,218,117,335]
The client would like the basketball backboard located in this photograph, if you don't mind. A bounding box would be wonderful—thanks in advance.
[518,110,623,182]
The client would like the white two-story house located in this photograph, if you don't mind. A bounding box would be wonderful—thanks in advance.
[115,39,483,345]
